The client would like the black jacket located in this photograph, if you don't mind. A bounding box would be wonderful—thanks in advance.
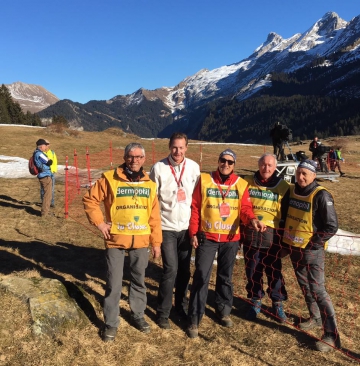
[282,180,338,249]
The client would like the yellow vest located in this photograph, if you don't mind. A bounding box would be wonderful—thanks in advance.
[103,170,157,236]
[244,176,289,228]
[45,149,58,173]
[200,172,248,235]
[283,185,329,248]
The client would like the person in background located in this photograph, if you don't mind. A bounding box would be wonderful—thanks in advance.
[270,122,286,161]
[309,136,321,161]
[186,149,266,338]
[242,153,289,323]
[33,139,53,217]
[40,139,58,207]
[334,147,345,177]
[83,142,162,342]
[150,132,200,330]
[282,159,340,352]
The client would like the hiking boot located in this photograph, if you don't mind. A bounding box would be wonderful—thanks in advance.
[340,172,345,177]
[315,332,341,352]
[272,301,287,323]
[156,317,170,330]
[298,317,322,330]
[220,315,233,328]
[102,326,117,342]
[132,317,150,334]
[186,323,198,339]
[245,299,262,321]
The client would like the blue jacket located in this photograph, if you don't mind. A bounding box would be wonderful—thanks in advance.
[34,148,52,178]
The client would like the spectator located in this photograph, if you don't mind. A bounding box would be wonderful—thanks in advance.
[33,139,53,217]
[270,122,286,161]
[309,136,321,161]
[40,139,58,207]
[334,147,345,177]
[186,149,266,338]
[83,142,162,341]
[243,153,289,323]
[150,132,200,329]
[282,159,340,352]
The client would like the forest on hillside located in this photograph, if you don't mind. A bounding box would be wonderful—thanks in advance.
[0,85,41,126]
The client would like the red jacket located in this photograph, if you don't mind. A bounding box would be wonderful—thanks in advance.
[189,170,256,242]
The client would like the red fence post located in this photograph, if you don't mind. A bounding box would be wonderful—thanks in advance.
[86,146,92,187]
[74,149,80,194]
[64,155,69,219]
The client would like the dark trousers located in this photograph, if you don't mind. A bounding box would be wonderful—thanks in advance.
[156,230,192,318]
[103,247,149,328]
[243,243,287,302]
[188,238,239,325]
[289,246,337,333]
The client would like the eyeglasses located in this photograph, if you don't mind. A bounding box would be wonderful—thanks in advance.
[219,157,235,165]
[126,155,144,161]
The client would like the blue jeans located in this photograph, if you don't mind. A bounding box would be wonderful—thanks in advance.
[40,173,55,206]
[156,230,192,318]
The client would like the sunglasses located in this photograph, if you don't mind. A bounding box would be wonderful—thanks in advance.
[219,157,235,165]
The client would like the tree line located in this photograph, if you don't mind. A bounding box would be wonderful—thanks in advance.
[0,84,42,126]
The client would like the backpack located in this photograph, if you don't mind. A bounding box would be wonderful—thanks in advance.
[29,154,40,175]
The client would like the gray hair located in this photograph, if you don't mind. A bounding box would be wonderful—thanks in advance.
[124,142,145,157]
[258,153,277,167]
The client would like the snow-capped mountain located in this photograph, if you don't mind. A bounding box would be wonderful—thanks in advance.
[143,11,359,112]
[37,11,360,139]
[6,81,59,113]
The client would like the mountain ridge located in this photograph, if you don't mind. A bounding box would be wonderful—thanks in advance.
[4,11,360,141]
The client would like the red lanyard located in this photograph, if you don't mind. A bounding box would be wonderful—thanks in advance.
[215,176,233,202]
[167,158,186,188]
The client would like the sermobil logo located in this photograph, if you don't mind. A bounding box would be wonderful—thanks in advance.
[206,188,239,199]
[249,188,278,202]
[116,187,151,198]
[289,198,311,212]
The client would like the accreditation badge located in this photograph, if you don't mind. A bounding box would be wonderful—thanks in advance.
[219,202,230,220]
[177,188,187,203]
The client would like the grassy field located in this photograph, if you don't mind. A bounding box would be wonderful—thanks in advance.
[0,125,360,365]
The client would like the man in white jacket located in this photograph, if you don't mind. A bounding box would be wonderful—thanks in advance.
[150,132,200,329]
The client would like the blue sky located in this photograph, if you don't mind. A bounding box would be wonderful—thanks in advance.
[1,0,359,103]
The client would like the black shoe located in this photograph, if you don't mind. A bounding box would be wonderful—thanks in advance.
[186,323,198,338]
[218,315,233,328]
[102,326,117,342]
[298,317,322,330]
[340,172,345,177]
[156,317,170,329]
[132,317,150,333]
[315,332,341,352]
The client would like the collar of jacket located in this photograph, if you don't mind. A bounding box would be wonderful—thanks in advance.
[213,169,238,185]
[168,154,185,167]
[295,180,319,196]
[114,163,149,182]
[254,171,280,187]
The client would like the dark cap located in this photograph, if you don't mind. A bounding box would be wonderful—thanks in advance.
[219,149,236,162]
[298,159,317,173]
[36,139,49,146]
